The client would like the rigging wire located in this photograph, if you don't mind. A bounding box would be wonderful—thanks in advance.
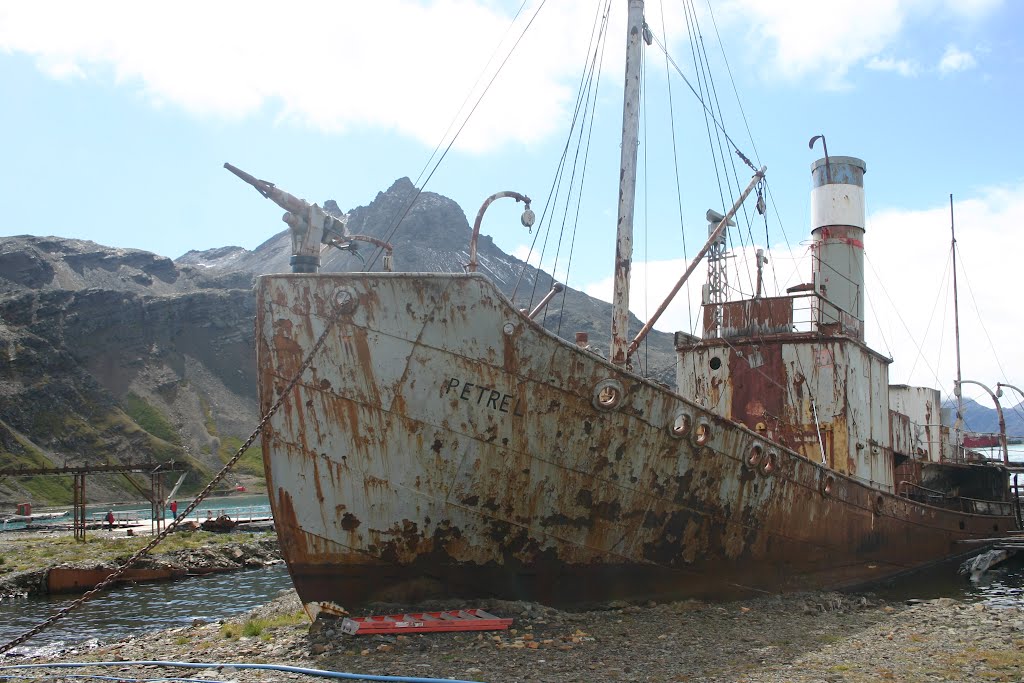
[512,0,610,306]
[955,248,1024,426]
[553,25,610,337]
[406,0,531,198]
[863,252,951,397]
[905,246,953,382]
[364,0,549,272]
[537,9,609,319]
[687,1,757,299]
[648,5,821,444]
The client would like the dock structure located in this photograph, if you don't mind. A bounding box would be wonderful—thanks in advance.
[0,461,189,540]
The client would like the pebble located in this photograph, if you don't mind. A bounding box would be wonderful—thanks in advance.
[6,591,1023,682]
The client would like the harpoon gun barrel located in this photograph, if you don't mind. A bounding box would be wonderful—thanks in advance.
[224,162,307,214]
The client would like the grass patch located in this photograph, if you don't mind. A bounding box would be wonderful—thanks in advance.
[0,530,276,574]
[200,395,217,437]
[218,437,264,478]
[242,621,264,637]
[220,623,241,639]
[122,393,180,445]
[217,611,305,642]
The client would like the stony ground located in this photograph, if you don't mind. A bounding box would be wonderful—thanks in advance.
[3,588,1023,683]
[1,527,1022,681]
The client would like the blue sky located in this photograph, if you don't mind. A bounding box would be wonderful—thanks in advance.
[1,0,1023,410]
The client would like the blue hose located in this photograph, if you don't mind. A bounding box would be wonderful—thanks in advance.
[0,660,484,683]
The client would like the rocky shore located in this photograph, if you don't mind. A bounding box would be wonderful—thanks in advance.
[0,530,281,601]
[4,588,1023,682]
[1,527,1022,681]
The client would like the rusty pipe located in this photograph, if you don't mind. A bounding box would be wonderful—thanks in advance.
[626,167,766,358]
[527,283,564,320]
[467,191,533,273]
[957,380,1008,465]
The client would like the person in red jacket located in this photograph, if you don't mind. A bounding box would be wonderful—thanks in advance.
[106,510,115,529]
[170,500,178,517]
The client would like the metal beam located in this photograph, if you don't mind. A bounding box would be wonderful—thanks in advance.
[0,461,188,477]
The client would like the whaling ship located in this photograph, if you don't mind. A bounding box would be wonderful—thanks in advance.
[237,1,1018,616]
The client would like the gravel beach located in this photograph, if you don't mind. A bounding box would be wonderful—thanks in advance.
[1,527,1022,682]
[3,587,1023,682]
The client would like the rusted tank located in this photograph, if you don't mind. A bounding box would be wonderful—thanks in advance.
[256,271,1015,614]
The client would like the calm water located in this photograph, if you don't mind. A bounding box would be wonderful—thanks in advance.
[1,494,272,532]
[0,565,296,657]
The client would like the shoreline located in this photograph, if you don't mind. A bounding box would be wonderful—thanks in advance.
[4,590,1022,682]
[2,527,1023,681]
[0,527,281,601]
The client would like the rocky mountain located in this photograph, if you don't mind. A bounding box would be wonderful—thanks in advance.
[945,397,1024,439]
[0,178,677,505]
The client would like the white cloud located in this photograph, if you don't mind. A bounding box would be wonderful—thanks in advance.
[0,0,613,153]
[938,45,978,74]
[580,179,1024,397]
[717,0,910,88]
[512,244,542,269]
[716,0,999,88]
[866,56,919,77]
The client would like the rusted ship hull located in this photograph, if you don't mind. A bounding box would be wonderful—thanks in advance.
[257,272,1013,609]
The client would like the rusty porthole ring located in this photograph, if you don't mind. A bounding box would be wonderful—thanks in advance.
[334,288,358,315]
[748,444,764,467]
[761,450,778,476]
[821,475,835,497]
[693,421,711,447]
[873,495,885,514]
[592,378,625,411]
[669,411,693,439]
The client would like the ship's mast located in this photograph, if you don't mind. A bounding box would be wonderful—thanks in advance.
[951,193,964,460]
[610,0,645,366]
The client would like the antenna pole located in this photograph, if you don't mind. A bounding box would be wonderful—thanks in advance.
[951,193,964,462]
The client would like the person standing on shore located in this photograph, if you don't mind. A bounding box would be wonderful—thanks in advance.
[170,500,178,517]
[106,509,114,530]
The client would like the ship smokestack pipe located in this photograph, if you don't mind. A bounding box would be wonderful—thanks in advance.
[810,155,866,339]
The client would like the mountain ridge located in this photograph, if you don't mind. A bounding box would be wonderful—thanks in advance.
[0,177,676,505]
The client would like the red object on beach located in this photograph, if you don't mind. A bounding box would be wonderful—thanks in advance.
[340,609,512,635]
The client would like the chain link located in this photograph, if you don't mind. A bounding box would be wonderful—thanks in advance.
[0,299,344,655]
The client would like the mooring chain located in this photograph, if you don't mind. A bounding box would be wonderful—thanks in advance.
[0,303,345,656]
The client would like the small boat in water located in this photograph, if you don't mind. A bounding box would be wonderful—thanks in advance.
[237,1,1018,614]
[1,503,69,524]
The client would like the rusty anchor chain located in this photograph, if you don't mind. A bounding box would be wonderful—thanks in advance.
[0,306,344,656]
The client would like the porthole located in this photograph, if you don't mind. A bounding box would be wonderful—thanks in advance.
[761,450,778,476]
[334,288,358,314]
[874,495,884,514]
[592,378,625,411]
[748,444,764,467]
[821,475,835,497]
[669,411,693,438]
[709,356,722,370]
[693,421,711,447]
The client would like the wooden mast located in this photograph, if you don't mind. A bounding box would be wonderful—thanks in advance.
[610,0,645,366]
[951,194,965,461]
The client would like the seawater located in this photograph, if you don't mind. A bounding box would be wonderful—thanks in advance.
[1,494,272,532]
[0,564,296,658]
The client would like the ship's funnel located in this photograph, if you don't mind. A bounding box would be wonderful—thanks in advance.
[810,155,866,339]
